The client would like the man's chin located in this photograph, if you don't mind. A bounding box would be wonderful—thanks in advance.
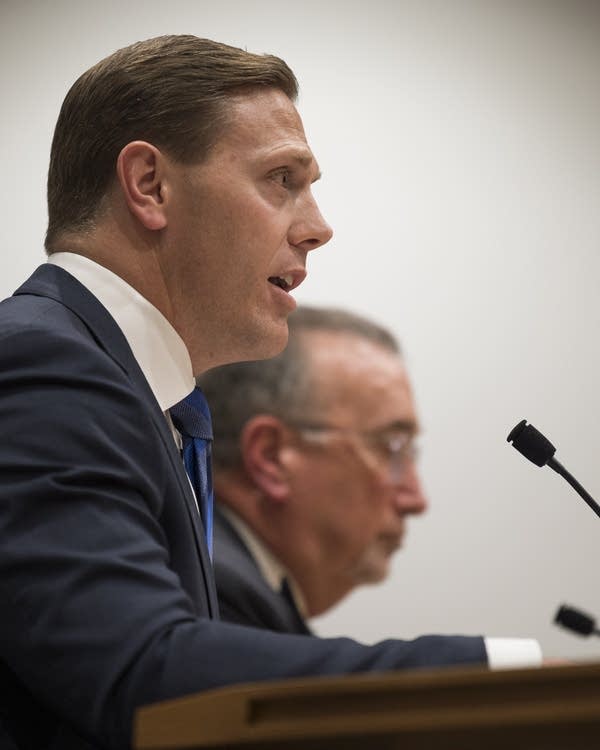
[253,316,290,359]
[352,559,390,586]
[216,314,289,365]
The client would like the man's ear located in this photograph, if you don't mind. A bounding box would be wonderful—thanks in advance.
[240,416,292,504]
[116,141,168,231]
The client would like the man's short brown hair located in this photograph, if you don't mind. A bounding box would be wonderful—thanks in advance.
[45,35,298,252]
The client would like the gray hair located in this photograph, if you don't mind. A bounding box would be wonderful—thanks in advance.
[197,305,400,470]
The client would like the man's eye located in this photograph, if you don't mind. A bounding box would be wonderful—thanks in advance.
[381,434,412,454]
[271,169,290,186]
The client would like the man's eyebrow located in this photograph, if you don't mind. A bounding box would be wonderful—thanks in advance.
[295,153,322,182]
[379,419,419,434]
[279,148,322,180]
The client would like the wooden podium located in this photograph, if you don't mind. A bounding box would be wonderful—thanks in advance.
[135,662,600,749]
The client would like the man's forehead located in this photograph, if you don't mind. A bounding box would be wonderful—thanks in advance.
[307,331,404,374]
[219,89,317,161]
[305,332,415,413]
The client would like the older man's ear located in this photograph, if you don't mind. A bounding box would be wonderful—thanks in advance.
[240,416,295,504]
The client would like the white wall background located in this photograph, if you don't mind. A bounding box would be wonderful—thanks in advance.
[2,0,599,661]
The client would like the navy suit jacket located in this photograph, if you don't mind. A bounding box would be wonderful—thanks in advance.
[0,265,487,749]
[213,506,311,635]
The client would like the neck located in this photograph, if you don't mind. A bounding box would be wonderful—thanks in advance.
[287,565,356,618]
[50,225,219,370]
[217,479,358,619]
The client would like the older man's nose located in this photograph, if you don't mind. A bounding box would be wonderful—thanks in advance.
[392,463,428,516]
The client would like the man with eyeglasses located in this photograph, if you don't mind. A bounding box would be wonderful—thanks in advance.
[198,308,540,671]
[199,305,427,631]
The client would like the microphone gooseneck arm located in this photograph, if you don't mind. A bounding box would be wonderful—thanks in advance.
[547,456,600,520]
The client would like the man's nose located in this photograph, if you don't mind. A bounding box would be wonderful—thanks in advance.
[391,462,428,516]
[289,194,333,253]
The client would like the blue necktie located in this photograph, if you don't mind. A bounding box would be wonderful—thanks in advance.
[170,387,214,558]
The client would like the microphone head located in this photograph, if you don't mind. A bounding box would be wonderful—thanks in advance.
[507,419,556,467]
[554,604,596,636]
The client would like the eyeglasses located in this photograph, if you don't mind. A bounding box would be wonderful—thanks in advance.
[286,420,418,482]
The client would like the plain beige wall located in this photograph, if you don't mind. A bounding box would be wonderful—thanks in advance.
[1,0,599,660]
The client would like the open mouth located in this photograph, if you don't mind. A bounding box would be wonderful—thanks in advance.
[268,275,294,291]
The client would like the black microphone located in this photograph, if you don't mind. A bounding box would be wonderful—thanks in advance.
[507,419,600,520]
[554,604,600,637]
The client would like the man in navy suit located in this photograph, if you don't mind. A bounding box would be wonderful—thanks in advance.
[199,305,429,633]
[0,35,540,750]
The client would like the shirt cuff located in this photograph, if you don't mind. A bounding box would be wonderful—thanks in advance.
[484,637,543,669]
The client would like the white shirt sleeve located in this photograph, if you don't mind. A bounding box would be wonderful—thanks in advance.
[484,637,543,669]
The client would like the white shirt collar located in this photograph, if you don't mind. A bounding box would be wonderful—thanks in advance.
[47,252,194,411]
[219,505,309,618]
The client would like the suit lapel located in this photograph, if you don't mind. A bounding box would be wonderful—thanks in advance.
[14,264,218,616]
[214,507,311,634]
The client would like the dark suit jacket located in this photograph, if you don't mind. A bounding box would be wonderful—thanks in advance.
[213,506,311,634]
[0,264,487,750]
